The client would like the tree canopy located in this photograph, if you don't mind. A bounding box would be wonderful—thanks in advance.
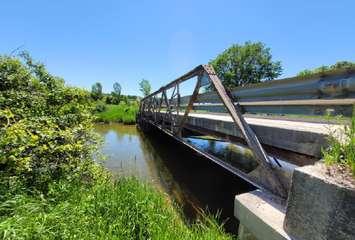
[139,79,151,97]
[210,41,282,88]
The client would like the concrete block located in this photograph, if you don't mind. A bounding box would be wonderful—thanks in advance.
[234,190,291,240]
[238,224,257,240]
[284,164,355,240]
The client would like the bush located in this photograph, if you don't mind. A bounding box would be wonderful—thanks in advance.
[0,53,102,193]
[95,102,107,112]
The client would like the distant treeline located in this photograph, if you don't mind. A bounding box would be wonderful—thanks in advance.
[297,61,355,77]
[90,78,151,105]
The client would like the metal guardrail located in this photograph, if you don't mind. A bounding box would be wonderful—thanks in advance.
[176,68,355,117]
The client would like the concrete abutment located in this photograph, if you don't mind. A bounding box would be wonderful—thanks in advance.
[234,163,355,240]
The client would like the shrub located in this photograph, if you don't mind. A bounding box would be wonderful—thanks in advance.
[0,53,102,193]
[95,102,107,112]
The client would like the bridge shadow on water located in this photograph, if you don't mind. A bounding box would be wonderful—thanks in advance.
[138,127,255,234]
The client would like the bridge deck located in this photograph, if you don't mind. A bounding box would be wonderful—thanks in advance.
[155,111,343,158]
[182,112,341,134]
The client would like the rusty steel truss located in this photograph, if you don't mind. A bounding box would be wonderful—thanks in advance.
[138,64,291,198]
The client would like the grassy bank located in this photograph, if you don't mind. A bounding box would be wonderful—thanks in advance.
[0,178,233,240]
[95,103,138,124]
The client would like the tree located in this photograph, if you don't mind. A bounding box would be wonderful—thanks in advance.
[210,41,282,88]
[91,82,103,100]
[139,79,151,97]
[113,82,121,97]
[110,82,121,104]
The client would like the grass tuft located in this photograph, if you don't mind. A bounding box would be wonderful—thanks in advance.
[322,115,355,176]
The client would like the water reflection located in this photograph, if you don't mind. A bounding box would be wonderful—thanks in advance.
[95,123,254,233]
[185,137,259,173]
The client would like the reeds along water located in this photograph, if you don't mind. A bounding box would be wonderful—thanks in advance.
[96,123,255,234]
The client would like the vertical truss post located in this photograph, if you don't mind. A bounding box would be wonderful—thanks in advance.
[176,76,202,137]
[177,83,180,119]
[162,89,169,129]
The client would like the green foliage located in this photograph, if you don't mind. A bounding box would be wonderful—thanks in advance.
[91,82,103,100]
[210,41,282,88]
[322,115,355,176]
[0,53,102,192]
[108,82,122,104]
[139,79,151,97]
[95,102,107,112]
[0,178,233,240]
[297,61,355,77]
[95,103,138,124]
[113,82,121,96]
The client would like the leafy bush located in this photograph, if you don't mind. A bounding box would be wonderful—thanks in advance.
[322,115,355,176]
[95,102,107,112]
[0,53,102,193]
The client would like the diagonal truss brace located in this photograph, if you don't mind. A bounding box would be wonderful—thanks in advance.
[201,65,287,197]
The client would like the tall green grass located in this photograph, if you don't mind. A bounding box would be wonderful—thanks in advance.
[95,103,138,124]
[322,115,355,176]
[0,178,234,240]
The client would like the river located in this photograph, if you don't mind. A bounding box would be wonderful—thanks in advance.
[95,123,254,233]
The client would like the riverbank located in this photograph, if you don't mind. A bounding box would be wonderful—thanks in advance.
[95,103,138,124]
[0,54,234,239]
[0,177,233,239]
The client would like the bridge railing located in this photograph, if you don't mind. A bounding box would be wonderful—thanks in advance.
[141,67,355,121]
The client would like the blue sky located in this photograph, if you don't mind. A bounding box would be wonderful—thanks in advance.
[1,0,354,95]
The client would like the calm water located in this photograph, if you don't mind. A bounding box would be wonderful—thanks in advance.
[95,123,254,233]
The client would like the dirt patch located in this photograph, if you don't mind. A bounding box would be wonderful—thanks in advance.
[324,164,355,189]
